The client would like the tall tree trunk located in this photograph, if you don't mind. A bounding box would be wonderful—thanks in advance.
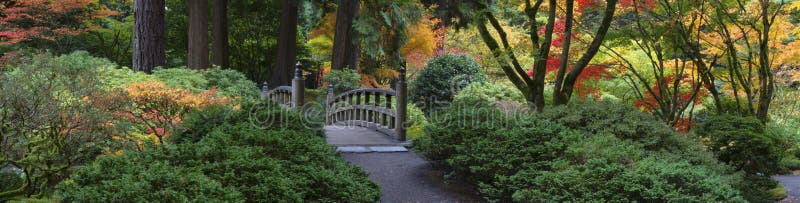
[756,0,774,123]
[331,0,360,70]
[188,0,210,69]
[271,0,298,87]
[212,0,228,68]
[132,0,166,74]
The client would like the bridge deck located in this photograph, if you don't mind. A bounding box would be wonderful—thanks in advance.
[324,125,406,147]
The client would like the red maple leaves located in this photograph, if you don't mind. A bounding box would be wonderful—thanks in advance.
[0,0,117,45]
[527,56,611,99]
[633,74,706,113]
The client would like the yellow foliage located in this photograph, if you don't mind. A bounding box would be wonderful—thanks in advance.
[401,13,440,70]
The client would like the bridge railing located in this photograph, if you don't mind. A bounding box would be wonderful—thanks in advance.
[326,67,408,141]
[261,63,305,109]
[261,62,408,141]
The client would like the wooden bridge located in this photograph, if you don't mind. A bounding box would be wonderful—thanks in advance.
[262,63,409,144]
[262,64,481,202]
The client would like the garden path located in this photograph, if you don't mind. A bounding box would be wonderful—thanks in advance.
[325,125,481,202]
[775,174,800,202]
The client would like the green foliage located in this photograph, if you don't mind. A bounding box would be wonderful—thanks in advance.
[406,103,428,140]
[164,0,309,83]
[410,54,488,112]
[0,52,123,199]
[697,115,786,175]
[58,160,244,202]
[203,68,260,99]
[539,101,675,148]
[353,1,423,66]
[322,69,361,94]
[152,67,209,92]
[59,101,380,202]
[452,82,525,107]
[415,101,747,202]
[0,170,23,194]
[96,65,156,89]
[0,51,262,199]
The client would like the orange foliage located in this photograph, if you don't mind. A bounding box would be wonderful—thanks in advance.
[0,0,117,45]
[116,82,229,144]
[401,14,440,70]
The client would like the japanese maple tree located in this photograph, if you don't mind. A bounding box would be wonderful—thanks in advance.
[0,0,116,45]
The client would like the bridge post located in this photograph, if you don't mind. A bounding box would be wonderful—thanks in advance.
[260,81,268,100]
[326,84,334,125]
[291,62,304,109]
[396,64,408,141]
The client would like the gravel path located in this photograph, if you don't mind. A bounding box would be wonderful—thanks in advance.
[775,175,800,202]
[327,125,481,202]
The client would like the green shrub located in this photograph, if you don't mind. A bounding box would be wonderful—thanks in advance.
[322,69,361,94]
[96,65,155,89]
[539,100,674,148]
[0,52,122,199]
[415,102,747,202]
[697,114,785,175]
[58,159,244,202]
[153,67,208,92]
[0,170,23,194]
[406,103,428,140]
[203,68,259,99]
[696,114,787,202]
[452,82,525,107]
[410,54,487,112]
[60,102,379,202]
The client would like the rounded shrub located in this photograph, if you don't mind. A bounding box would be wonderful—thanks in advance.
[152,67,208,92]
[539,100,675,148]
[452,82,525,107]
[203,68,259,99]
[410,54,487,112]
[697,114,785,175]
[322,69,361,94]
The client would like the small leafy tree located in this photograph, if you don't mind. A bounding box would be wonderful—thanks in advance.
[0,0,117,45]
[116,81,229,145]
[0,52,123,199]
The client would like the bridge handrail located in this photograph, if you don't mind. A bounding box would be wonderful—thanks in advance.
[260,62,408,141]
[261,63,305,109]
[325,67,407,141]
[327,88,397,105]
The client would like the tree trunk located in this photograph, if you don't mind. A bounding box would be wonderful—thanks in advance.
[435,0,447,54]
[132,0,166,74]
[553,0,574,105]
[555,0,617,104]
[756,0,774,123]
[331,0,360,70]
[212,0,228,68]
[188,0,209,69]
[271,0,298,87]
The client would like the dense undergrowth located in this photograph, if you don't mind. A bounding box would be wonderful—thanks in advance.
[414,101,783,202]
[0,51,379,202]
[58,102,380,202]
